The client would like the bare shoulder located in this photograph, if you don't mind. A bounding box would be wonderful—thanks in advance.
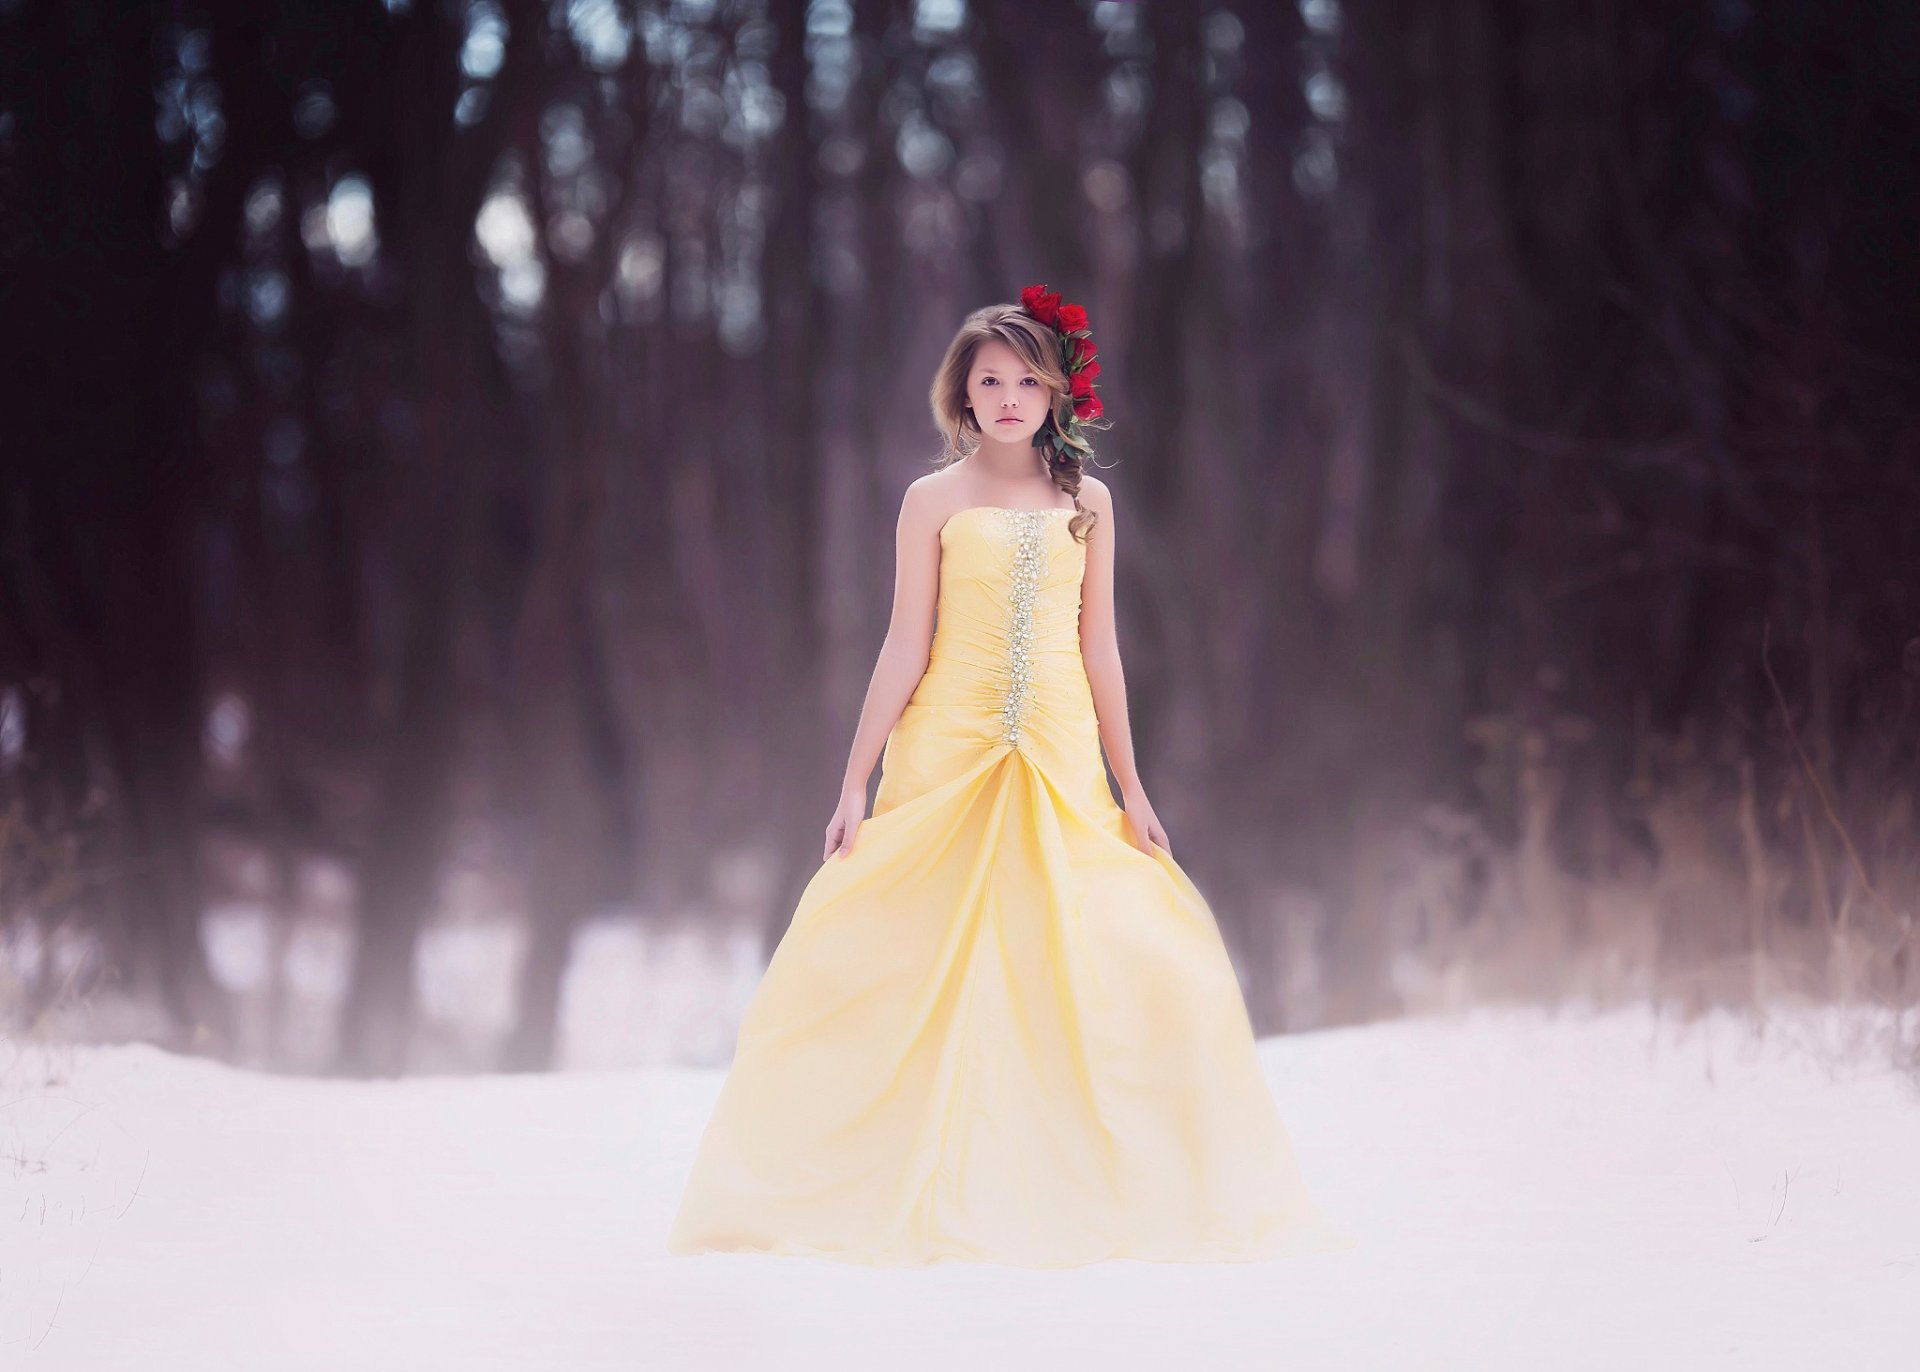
[1078,473,1115,521]
[898,471,951,534]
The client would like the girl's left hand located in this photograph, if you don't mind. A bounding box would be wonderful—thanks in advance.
[1122,789,1170,856]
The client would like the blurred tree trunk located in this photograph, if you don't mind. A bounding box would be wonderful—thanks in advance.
[777,0,913,953]
[1115,0,1207,785]
[2,1,307,1048]
[1228,0,1322,1030]
[497,376,624,1071]
[497,71,646,1070]
[336,0,543,1074]
[759,0,835,957]
[974,0,1094,289]
[1315,0,1471,1025]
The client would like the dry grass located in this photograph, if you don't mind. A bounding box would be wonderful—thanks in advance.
[1341,722,1920,1080]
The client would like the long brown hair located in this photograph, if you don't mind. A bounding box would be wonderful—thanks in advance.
[927,303,1100,544]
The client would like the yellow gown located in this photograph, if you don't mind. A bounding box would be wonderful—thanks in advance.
[667,505,1356,1266]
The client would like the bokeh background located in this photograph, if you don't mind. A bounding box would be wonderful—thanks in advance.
[4,0,1917,1077]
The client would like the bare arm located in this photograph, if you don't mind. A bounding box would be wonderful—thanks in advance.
[1076,478,1143,795]
[825,480,942,856]
[1077,479,1171,853]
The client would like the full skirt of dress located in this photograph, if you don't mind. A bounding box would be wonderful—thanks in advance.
[664,742,1356,1266]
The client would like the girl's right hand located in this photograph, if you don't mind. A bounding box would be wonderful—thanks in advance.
[823,786,867,861]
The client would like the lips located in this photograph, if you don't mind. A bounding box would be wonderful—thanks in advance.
[996,417,1021,424]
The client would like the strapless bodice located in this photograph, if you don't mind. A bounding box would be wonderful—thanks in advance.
[912,506,1087,750]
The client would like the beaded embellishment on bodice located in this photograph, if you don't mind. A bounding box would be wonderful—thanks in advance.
[996,508,1052,748]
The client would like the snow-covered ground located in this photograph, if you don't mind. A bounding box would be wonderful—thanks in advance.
[3,1002,1916,1370]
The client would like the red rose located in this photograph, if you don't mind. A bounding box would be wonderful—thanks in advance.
[1057,303,1088,332]
[1020,282,1062,326]
[1073,336,1097,366]
[1070,370,1093,399]
[1074,394,1103,421]
[1079,357,1101,382]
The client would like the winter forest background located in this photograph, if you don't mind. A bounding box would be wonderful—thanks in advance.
[4,0,1917,1079]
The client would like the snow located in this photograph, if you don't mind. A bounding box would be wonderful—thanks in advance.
[3,1002,1916,1370]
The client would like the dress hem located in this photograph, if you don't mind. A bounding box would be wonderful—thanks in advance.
[665,1217,1362,1270]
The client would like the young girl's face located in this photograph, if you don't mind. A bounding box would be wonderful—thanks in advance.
[966,338,1052,449]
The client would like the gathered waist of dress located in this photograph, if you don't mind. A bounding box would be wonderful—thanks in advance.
[925,633,1083,669]
[910,650,1093,715]
[927,607,1082,654]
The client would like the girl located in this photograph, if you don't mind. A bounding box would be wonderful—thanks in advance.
[667,286,1354,1266]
